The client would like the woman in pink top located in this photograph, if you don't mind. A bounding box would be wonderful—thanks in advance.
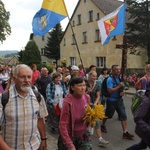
[58,77,93,150]
[31,64,40,84]
[78,64,85,77]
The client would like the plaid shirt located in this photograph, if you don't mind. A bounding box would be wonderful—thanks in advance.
[0,85,48,150]
[46,81,67,104]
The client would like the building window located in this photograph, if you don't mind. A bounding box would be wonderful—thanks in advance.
[89,10,93,22]
[112,36,117,41]
[64,38,66,46]
[77,14,81,25]
[82,32,87,43]
[97,13,100,20]
[95,29,101,42]
[42,36,44,41]
[72,20,75,27]
[96,57,106,68]
[70,57,76,65]
[72,34,76,45]
[41,48,45,55]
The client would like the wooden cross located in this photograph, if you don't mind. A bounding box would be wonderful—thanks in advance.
[116,35,132,80]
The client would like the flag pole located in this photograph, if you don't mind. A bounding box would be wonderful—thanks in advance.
[67,16,86,76]
[63,0,86,75]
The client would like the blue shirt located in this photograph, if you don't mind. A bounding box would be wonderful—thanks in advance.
[107,76,122,101]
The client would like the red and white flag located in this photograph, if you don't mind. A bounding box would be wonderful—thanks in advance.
[98,3,126,45]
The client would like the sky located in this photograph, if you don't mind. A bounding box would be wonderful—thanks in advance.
[0,0,79,51]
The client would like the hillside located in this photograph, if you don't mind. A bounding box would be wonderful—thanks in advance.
[0,50,18,57]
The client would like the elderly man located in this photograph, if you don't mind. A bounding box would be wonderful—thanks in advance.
[35,67,52,100]
[0,64,48,150]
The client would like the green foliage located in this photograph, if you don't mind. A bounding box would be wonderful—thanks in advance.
[60,58,68,67]
[17,50,24,63]
[22,40,41,66]
[0,57,3,64]
[126,0,150,62]
[0,0,11,43]
[44,23,63,65]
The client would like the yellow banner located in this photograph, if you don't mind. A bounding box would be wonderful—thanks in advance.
[42,0,68,16]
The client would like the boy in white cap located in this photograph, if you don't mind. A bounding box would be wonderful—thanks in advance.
[62,65,79,91]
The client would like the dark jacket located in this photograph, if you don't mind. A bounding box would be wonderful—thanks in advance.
[134,94,150,143]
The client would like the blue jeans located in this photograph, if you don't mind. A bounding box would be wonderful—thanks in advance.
[126,140,148,150]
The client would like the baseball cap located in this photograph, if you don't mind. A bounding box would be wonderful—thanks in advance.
[71,65,79,70]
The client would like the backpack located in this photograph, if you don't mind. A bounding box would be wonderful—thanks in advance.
[101,75,121,97]
[101,77,110,97]
[0,89,41,131]
[135,79,142,90]
[134,76,147,90]
[95,80,102,93]
[1,89,41,111]
[131,90,145,115]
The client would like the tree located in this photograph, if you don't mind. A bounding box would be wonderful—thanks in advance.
[126,0,150,63]
[18,50,24,63]
[22,40,41,66]
[0,0,11,43]
[44,23,63,65]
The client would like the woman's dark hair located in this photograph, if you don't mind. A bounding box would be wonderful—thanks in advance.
[69,76,85,94]
[52,72,61,81]
[101,67,109,74]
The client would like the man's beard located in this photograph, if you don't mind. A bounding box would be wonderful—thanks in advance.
[21,83,30,92]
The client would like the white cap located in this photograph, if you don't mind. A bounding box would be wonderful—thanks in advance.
[71,65,79,70]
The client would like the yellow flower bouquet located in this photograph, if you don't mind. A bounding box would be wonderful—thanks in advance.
[83,104,107,127]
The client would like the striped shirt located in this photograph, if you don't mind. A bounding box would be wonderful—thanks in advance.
[0,85,48,150]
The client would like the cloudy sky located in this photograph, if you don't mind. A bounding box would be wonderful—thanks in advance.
[0,0,78,51]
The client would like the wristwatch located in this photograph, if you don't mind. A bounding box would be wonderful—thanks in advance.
[41,137,47,140]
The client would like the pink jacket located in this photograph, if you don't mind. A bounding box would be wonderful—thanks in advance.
[59,93,90,150]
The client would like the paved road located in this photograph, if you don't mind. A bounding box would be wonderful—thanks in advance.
[46,94,149,150]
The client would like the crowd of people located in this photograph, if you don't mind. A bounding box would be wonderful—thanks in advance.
[0,63,149,150]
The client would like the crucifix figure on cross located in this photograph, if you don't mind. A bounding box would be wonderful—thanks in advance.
[116,35,132,81]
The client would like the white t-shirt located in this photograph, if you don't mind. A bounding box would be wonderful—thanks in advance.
[0,73,9,82]
[54,84,63,103]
